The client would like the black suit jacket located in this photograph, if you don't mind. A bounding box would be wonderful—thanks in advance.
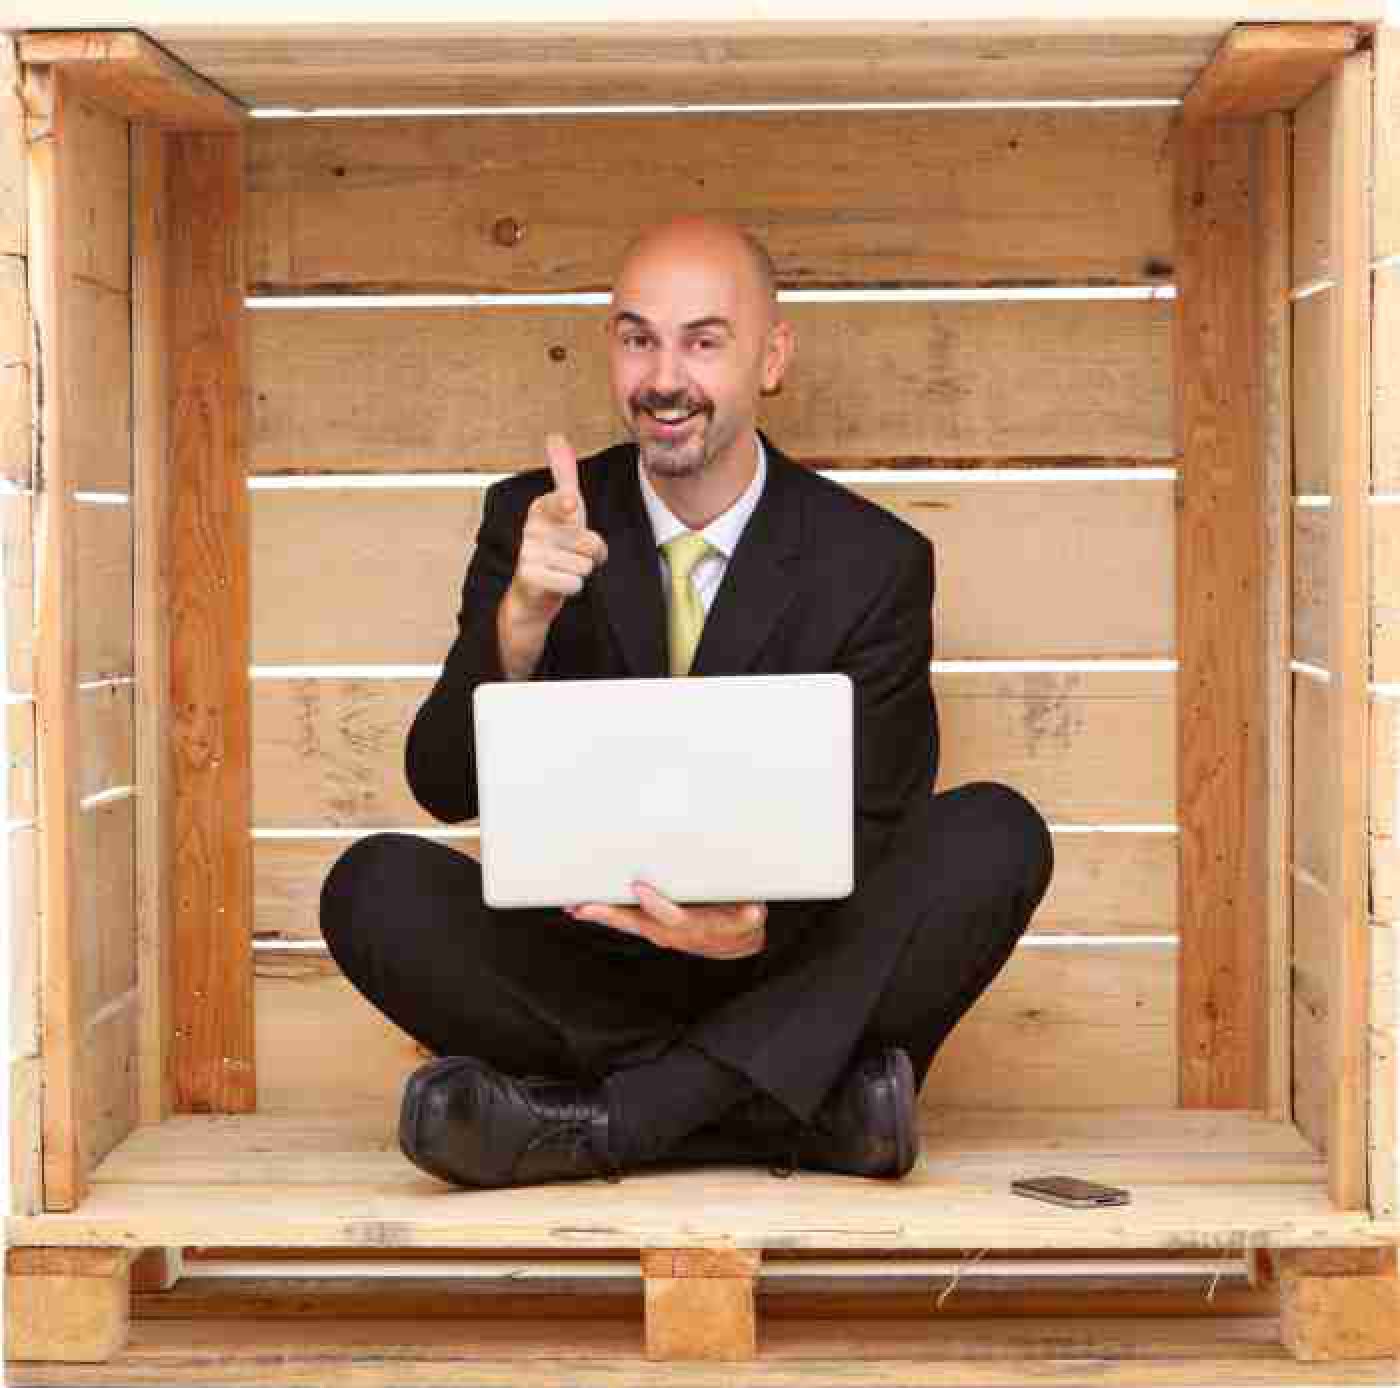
[404,429,939,913]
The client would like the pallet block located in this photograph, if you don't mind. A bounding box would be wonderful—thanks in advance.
[640,1248,761,1360]
[1275,1247,1400,1361]
[5,1248,135,1363]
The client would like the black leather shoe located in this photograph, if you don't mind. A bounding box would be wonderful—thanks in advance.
[398,1055,622,1188]
[676,1045,920,1180]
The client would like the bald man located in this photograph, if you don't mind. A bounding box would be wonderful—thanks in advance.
[320,217,1054,1189]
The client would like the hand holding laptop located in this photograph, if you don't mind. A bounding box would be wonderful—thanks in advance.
[566,881,768,961]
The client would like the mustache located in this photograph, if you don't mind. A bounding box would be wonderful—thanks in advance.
[634,396,709,413]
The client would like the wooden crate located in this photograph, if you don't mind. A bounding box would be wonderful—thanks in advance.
[3,7,1400,1378]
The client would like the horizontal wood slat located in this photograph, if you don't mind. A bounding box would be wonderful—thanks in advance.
[249,300,1173,472]
[160,25,1228,109]
[246,110,1175,294]
[250,479,1175,664]
[250,669,1175,828]
[254,827,1175,947]
[78,683,133,800]
[254,944,1175,1115]
[75,501,132,682]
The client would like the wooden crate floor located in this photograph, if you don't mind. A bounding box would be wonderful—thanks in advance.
[10,1108,1400,1252]
[7,1314,1400,1386]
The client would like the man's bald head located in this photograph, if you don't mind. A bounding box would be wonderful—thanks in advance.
[612,217,778,327]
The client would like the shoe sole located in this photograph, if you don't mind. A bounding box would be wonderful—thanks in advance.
[887,1047,918,1178]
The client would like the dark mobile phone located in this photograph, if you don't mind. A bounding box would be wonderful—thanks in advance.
[1010,1174,1131,1207]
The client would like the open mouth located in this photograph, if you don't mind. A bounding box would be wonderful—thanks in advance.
[641,406,704,434]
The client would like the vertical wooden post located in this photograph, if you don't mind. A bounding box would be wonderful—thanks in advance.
[641,1248,761,1361]
[1173,108,1270,1108]
[23,62,87,1210]
[1324,49,1373,1212]
[130,122,176,1124]
[168,127,254,1112]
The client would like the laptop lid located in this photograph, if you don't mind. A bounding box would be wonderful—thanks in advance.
[472,672,853,909]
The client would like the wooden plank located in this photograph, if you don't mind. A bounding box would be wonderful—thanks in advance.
[1173,112,1269,1108]
[250,300,1173,473]
[251,479,1175,665]
[1293,503,1326,668]
[131,123,176,1128]
[1373,24,1399,262]
[0,35,24,258]
[66,281,131,489]
[1293,869,1330,1154]
[168,129,254,1115]
[77,683,133,800]
[3,492,36,694]
[1258,112,1293,1126]
[0,253,31,487]
[76,797,137,1016]
[1370,919,1397,1218]
[1293,286,1332,494]
[75,500,133,681]
[59,92,129,297]
[254,829,1177,946]
[1370,696,1400,922]
[9,1053,42,1216]
[246,109,1174,293]
[1180,23,1357,122]
[1375,264,1399,493]
[1293,672,1330,887]
[1324,49,1372,1214]
[251,669,1174,827]
[1294,75,1334,286]
[25,62,87,1211]
[17,31,246,130]
[154,24,1234,109]
[1372,505,1400,681]
[8,699,35,823]
[82,996,140,1174]
[16,1312,1400,1388]
[254,943,1174,1115]
[10,824,39,1058]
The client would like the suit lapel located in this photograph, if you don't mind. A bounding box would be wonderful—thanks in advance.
[590,429,804,679]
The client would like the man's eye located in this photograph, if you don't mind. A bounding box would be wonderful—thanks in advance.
[622,335,652,349]
[693,339,719,350]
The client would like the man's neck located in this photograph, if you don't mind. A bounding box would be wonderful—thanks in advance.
[642,431,759,531]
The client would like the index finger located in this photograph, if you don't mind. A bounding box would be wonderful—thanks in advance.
[545,432,580,502]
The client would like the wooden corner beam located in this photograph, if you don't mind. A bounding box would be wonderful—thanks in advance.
[17,30,245,129]
[1182,23,1361,121]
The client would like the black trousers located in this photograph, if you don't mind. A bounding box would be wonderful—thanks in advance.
[321,781,1054,1124]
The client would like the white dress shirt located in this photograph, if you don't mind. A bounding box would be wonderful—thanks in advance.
[638,431,768,616]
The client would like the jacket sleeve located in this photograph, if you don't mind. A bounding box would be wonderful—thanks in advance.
[403,478,556,823]
[834,533,938,884]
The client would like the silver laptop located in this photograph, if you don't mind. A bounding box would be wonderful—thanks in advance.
[472,673,854,909]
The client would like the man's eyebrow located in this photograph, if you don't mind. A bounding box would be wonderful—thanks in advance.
[610,311,735,334]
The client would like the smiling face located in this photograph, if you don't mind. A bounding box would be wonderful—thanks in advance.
[605,221,793,484]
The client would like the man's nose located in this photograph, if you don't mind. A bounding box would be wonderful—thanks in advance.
[647,345,687,395]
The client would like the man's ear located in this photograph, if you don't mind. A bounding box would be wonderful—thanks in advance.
[760,318,795,396]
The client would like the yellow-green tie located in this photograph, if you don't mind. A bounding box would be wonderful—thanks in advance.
[660,531,714,676]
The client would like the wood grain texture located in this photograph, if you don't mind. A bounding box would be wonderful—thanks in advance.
[1370,696,1400,922]
[644,1272,756,1361]
[1371,919,1397,1218]
[131,123,176,1128]
[1293,504,1327,668]
[250,479,1175,664]
[1294,76,1334,287]
[74,501,132,682]
[4,1243,133,1364]
[66,281,131,490]
[254,828,1176,947]
[249,299,1173,473]
[76,798,136,1016]
[1293,288,1332,496]
[10,823,39,1058]
[156,24,1231,108]
[254,943,1174,1114]
[9,1052,41,1216]
[1373,24,1399,262]
[1324,50,1372,1214]
[1293,672,1330,887]
[0,35,23,258]
[1374,265,1399,493]
[3,492,35,695]
[77,682,133,799]
[8,698,35,823]
[1173,111,1269,1109]
[246,109,1174,293]
[25,63,87,1211]
[168,129,254,1115]
[17,31,246,130]
[250,669,1174,827]
[0,253,30,487]
[1180,23,1357,122]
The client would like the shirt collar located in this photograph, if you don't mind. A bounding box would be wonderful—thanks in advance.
[638,431,767,560]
